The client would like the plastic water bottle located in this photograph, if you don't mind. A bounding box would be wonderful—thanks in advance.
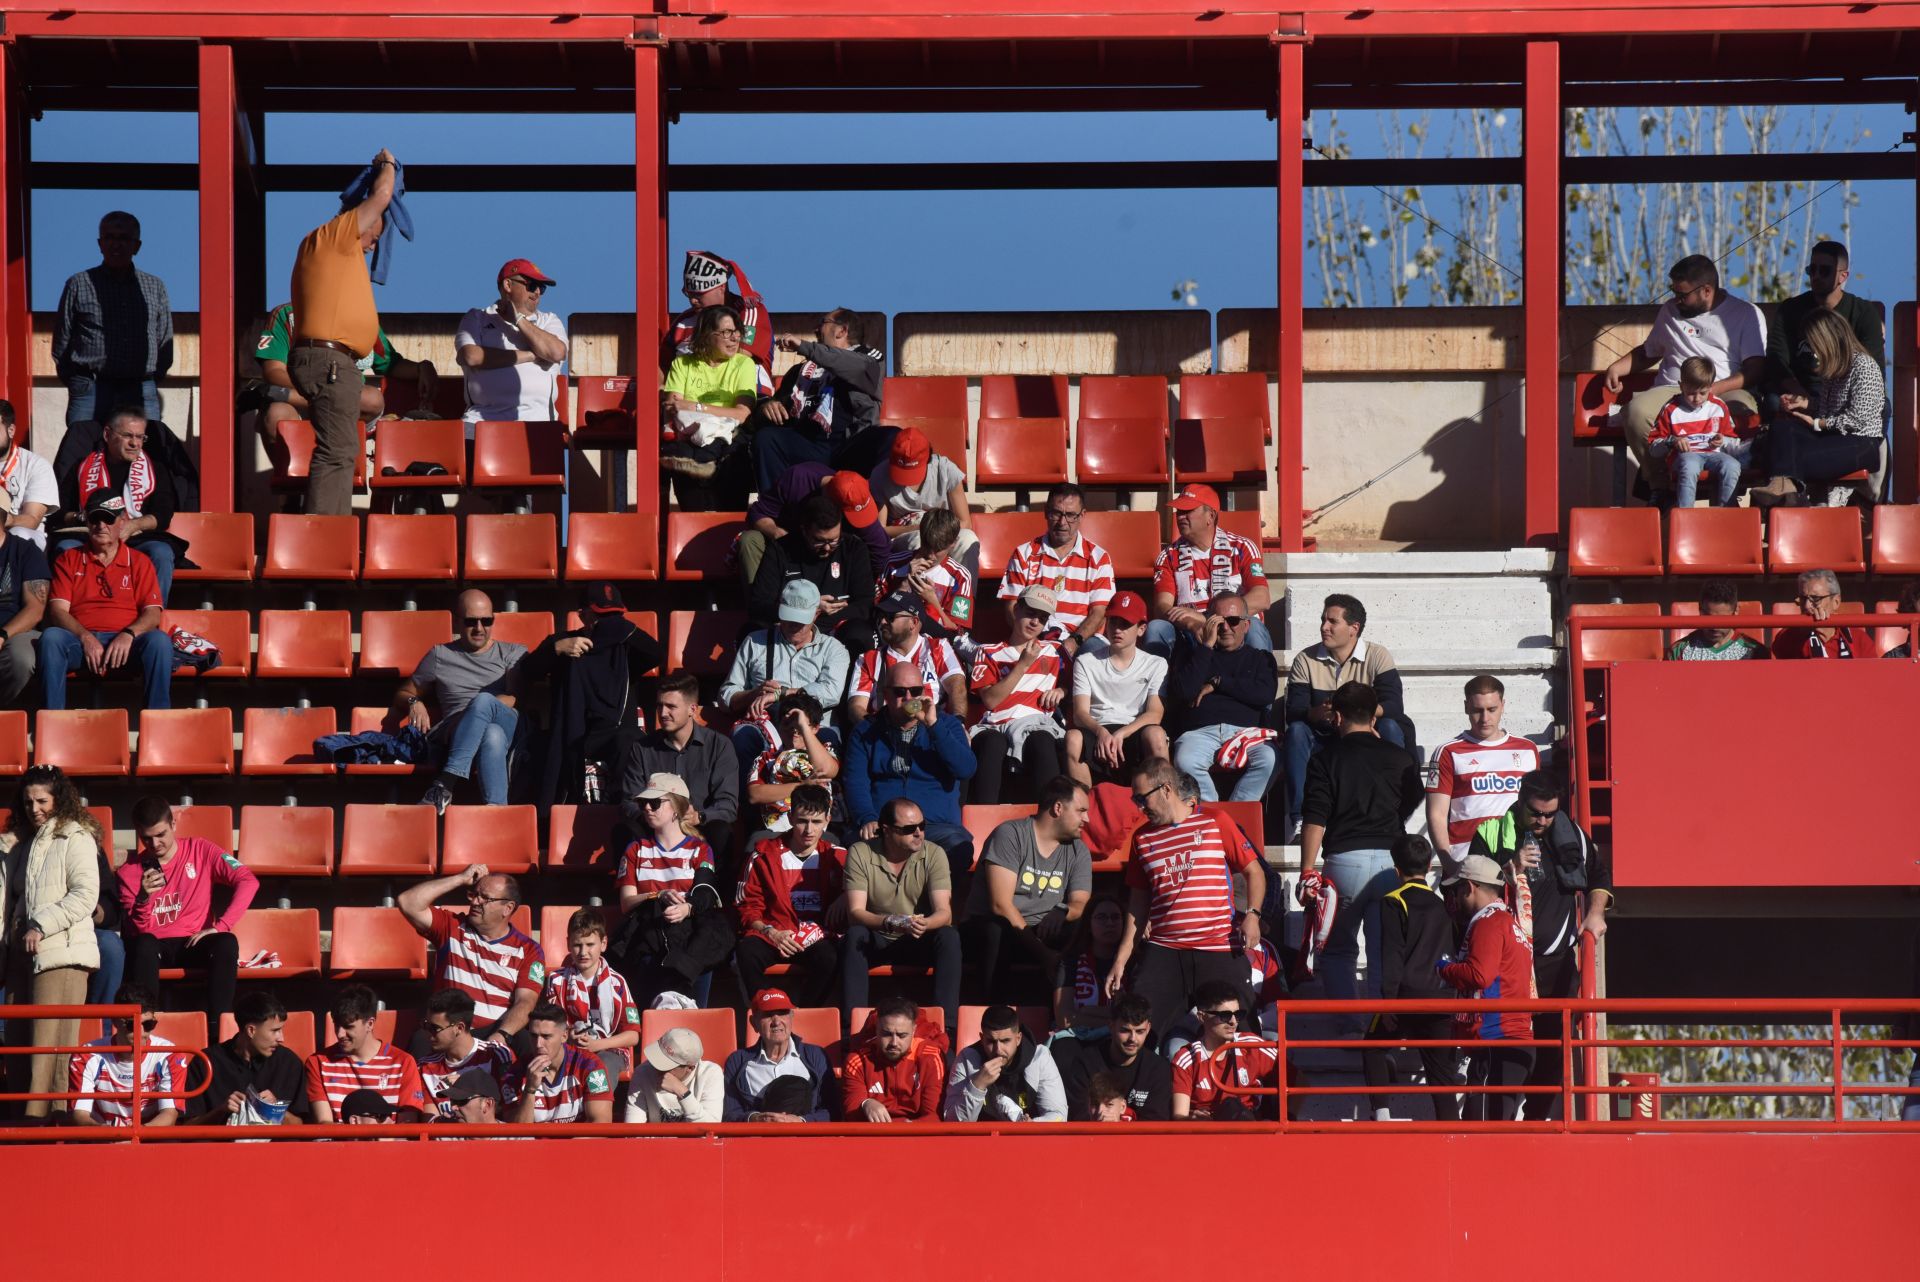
[1521,832,1545,885]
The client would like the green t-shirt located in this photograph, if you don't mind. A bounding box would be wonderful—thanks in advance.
[256,302,394,379]
[663,352,761,409]
[843,840,951,923]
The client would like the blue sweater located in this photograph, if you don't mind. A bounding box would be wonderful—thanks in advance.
[842,713,978,829]
[722,1037,835,1121]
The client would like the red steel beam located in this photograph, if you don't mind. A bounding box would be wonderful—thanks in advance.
[196,44,237,513]
[634,42,665,506]
[0,50,29,446]
[1523,40,1559,548]
[1275,41,1305,554]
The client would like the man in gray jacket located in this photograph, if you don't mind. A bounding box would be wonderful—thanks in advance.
[751,307,887,490]
[944,1005,1067,1122]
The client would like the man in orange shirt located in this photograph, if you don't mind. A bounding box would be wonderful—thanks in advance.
[288,147,398,516]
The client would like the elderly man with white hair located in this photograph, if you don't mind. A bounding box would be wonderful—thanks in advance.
[1770,568,1877,660]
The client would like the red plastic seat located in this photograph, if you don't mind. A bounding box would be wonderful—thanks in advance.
[1768,507,1866,575]
[359,609,452,678]
[256,609,353,679]
[1215,801,1265,853]
[345,707,423,776]
[564,608,659,637]
[370,420,467,489]
[0,710,28,776]
[340,804,439,877]
[539,903,622,969]
[329,907,429,979]
[442,804,539,875]
[1873,600,1914,656]
[170,512,255,582]
[1175,372,1270,486]
[665,512,747,581]
[1667,598,1765,650]
[1076,376,1170,486]
[268,420,368,492]
[323,1008,398,1047]
[1078,510,1162,580]
[489,611,557,652]
[220,1010,316,1061]
[363,514,457,581]
[264,513,359,582]
[162,610,250,678]
[573,375,638,447]
[669,610,748,675]
[1572,369,1656,442]
[236,804,334,877]
[240,706,335,775]
[1871,506,1920,575]
[466,513,558,581]
[961,805,1035,863]
[976,375,1069,488]
[152,1011,208,1050]
[879,376,969,465]
[970,510,1049,580]
[639,1007,737,1063]
[231,908,322,979]
[172,803,234,849]
[1667,506,1763,576]
[135,707,233,777]
[567,512,661,581]
[1217,509,1263,547]
[547,803,624,873]
[1567,507,1663,578]
[472,419,567,489]
[34,709,129,776]
[1569,603,1666,663]
[956,1005,1050,1049]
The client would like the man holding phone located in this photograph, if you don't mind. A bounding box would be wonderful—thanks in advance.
[747,492,874,653]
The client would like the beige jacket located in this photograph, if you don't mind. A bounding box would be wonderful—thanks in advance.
[1,819,101,974]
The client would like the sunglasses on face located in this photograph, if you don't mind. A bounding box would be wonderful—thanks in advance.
[514,279,547,293]
[888,685,926,697]
[1201,1009,1240,1024]
[86,513,117,527]
[886,822,926,835]
[118,1017,160,1032]
[1215,616,1248,628]
[462,616,495,628]
[423,1022,455,1036]
[1524,806,1558,822]
[1131,782,1168,809]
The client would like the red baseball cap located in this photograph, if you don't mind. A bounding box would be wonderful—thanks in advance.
[1106,590,1148,626]
[498,258,557,288]
[888,426,932,488]
[823,471,879,528]
[750,988,795,1015]
[1169,483,1222,513]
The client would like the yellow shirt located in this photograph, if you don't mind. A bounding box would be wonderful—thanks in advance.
[290,211,378,357]
[663,353,761,408]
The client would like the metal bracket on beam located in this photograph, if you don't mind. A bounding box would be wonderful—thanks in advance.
[627,25,665,49]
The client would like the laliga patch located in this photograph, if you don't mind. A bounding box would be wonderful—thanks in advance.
[588,1069,610,1093]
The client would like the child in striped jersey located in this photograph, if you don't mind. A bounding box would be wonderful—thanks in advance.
[542,909,641,1085]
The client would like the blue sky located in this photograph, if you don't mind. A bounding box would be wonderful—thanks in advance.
[25,105,1915,323]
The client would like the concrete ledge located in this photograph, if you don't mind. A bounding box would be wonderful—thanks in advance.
[1273,548,1558,577]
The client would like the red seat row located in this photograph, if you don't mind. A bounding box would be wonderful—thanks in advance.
[1568,506,1920,578]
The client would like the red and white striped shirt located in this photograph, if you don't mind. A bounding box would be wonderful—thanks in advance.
[420,1038,518,1119]
[1428,731,1542,857]
[1125,811,1259,951]
[999,533,1116,637]
[69,1035,179,1125]
[617,834,713,898]
[891,556,975,636]
[304,1041,427,1116]
[541,963,640,1043]
[969,638,1064,731]
[848,635,964,708]
[1171,1034,1278,1114]
[1152,529,1266,609]
[427,907,546,1027]
[521,1045,616,1123]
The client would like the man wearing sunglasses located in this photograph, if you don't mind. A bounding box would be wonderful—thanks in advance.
[39,487,169,712]
[398,589,530,812]
[400,863,545,1063]
[68,984,180,1128]
[843,660,979,881]
[1166,593,1278,804]
[455,258,568,429]
[1465,769,1611,1120]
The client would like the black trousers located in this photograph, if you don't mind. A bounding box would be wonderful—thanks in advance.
[1521,947,1581,1121]
[1129,943,1250,1053]
[736,933,840,1010]
[970,727,1064,805]
[1768,418,1881,488]
[840,923,961,1031]
[129,931,239,1033]
[1362,1013,1464,1121]
[1465,1045,1536,1121]
[969,915,1061,1006]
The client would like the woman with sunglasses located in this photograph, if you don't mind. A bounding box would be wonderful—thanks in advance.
[1,764,103,1120]
[660,303,762,508]
[616,772,728,1006]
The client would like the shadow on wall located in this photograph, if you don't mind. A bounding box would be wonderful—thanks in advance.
[1377,413,1524,549]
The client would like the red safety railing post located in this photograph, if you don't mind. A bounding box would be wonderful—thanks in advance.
[1275,1007,1290,1132]
[130,1007,144,1143]
[1831,1009,1846,1123]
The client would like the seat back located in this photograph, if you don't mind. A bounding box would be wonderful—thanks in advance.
[219,1009,317,1061]
[878,376,970,464]
[359,610,453,678]
[970,510,1049,580]
[466,512,559,581]
[639,1007,739,1064]
[547,803,625,873]
[573,375,638,446]
[567,512,661,581]
[472,419,567,488]
[489,610,557,652]
[363,514,458,581]
[34,709,129,775]
[979,374,1068,424]
[669,610,749,675]
[665,512,748,581]
[232,908,323,978]
[1076,376,1171,485]
[240,707,336,775]
[1569,603,1666,663]
[955,1005,1051,1050]
[340,804,439,877]
[162,609,251,678]
[169,512,255,581]
[1567,507,1663,577]
[1872,506,1920,576]
[1667,506,1763,576]
[370,420,467,487]
[1078,510,1162,580]
[744,1007,841,1050]
[236,804,335,876]
[1769,507,1866,575]
[256,610,353,679]
[134,707,234,777]
[328,907,429,979]
[442,804,540,875]
[1572,369,1656,439]
[269,420,368,489]
[264,514,360,581]
[172,803,235,849]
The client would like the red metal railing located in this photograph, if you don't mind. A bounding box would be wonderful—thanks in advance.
[1564,611,1920,836]
[0,1005,211,1125]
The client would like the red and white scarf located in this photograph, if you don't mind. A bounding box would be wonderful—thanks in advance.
[78,450,154,517]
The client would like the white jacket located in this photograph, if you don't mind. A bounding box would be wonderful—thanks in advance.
[0,818,100,974]
[624,1060,725,1123]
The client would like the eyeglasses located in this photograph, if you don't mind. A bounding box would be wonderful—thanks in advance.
[86,513,118,527]
[1046,509,1082,522]
[1797,593,1836,605]
[712,326,740,336]
[461,616,495,628]
[1131,782,1168,809]
[422,1022,456,1036]
[117,1017,160,1032]
[466,889,514,904]
[513,279,547,293]
[1201,1009,1240,1024]
[886,822,926,835]
[1215,616,1249,628]
[887,685,926,697]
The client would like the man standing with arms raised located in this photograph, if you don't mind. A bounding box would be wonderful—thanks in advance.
[289,148,397,516]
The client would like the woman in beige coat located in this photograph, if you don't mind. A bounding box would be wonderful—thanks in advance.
[2,765,103,1121]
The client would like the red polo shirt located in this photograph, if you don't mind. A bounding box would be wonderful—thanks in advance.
[51,542,162,633]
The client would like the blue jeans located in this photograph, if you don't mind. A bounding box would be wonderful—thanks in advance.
[1173,723,1276,802]
[39,627,172,710]
[1285,717,1406,824]
[65,375,161,428]
[88,928,126,1036]
[1319,848,1398,1037]
[53,536,174,607]
[1144,615,1274,660]
[1672,450,1741,507]
[439,693,519,805]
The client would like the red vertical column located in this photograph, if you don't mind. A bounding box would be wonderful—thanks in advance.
[1898,139,1920,503]
[0,48,32,443]
[1275,41,1306,552]
[197,44,237,513]
[633,41,666,507]
[1523,40,1562,548]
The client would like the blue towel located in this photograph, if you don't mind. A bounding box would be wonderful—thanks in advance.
[313,725,429,770]
[338,160,413,286]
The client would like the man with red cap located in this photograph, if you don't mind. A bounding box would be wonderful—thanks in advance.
[1147,483,1273,656]
[739,463,891,587]
[721,987,834,1122]
[750,308,887,491]
[455,258,568,428]
[870,426,975,571]
[663,249,772,375]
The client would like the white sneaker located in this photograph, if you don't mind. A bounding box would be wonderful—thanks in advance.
[1285,818,1303,844]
